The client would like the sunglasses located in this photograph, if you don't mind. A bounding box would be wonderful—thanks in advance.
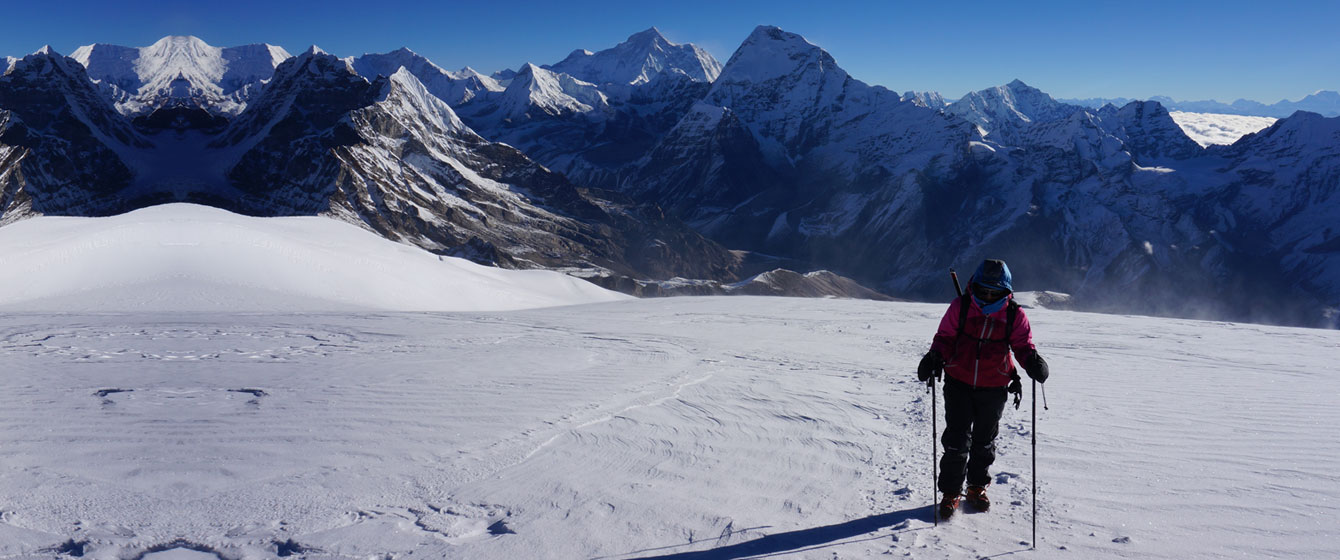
[972,283,1009,303]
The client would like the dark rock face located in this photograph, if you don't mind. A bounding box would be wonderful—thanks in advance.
[0,51,147,222]
[217,53,740,282]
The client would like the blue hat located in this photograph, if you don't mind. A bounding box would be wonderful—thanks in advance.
[971,259,1012,293]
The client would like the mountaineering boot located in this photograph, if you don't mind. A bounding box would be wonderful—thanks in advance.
[938,493,962,520]
[966,485,990,512]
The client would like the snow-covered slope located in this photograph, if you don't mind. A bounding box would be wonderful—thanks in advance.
[0,203,626,311]
[645,25,974,249]
[1169,111,1277,146]
[71,36,291,116]
[1212,111,1340,306]
[0,297,1334,558]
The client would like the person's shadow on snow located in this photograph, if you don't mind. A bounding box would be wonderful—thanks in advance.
[612,505,927,560]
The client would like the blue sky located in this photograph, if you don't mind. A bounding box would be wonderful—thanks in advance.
[3,0,1336,103]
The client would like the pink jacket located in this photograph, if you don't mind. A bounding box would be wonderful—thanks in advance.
[929,295,1036,388]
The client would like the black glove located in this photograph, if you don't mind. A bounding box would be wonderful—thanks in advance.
[1023,353,1049,384]
[1007,377,1023,409]
[917,350,945,383]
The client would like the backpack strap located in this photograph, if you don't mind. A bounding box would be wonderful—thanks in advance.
[1004,299,1019,344]
[951,293,971,358]
[955,292,971,338]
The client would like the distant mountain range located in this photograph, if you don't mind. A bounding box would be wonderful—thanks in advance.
[1060,91,1340,118]
[2,28,1337,327]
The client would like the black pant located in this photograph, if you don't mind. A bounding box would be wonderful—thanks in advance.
[938,376,1008,495]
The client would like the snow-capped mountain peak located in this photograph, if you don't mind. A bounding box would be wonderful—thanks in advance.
[1233,110,1340,152]
[945,79,1084,144]
[495,63,608,119]
[71,36,291,117]
[949,79,1075,127]
[705,25,858,135]
[901,90,947,109]
[350,49,504,106]
[1099,100,1203,160]
[377,66,471,135]
[626,26,668,44]
[544,26,722,86]
[713,25,847,87]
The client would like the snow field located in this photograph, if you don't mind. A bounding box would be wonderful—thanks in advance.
[0,297,1336,558]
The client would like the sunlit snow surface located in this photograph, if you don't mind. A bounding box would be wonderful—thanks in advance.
[1169,111,1277,147]
[1,206,1336,559]
[0,204,626,312]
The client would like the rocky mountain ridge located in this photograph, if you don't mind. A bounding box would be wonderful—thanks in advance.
[1,45,743,291]
[2,29,1338,324]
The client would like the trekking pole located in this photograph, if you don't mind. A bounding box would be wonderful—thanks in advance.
[1032,379,1038,549]
[932,376,938,526]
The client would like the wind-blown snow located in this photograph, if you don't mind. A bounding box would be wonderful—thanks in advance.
[0,295,1334,558]
[0,203,626,312]
[1169,111,1277,146]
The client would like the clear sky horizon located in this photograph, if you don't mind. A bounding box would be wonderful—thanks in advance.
[2,0,1336,103]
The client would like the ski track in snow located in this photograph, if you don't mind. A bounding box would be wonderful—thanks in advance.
[0,298,1336,558]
